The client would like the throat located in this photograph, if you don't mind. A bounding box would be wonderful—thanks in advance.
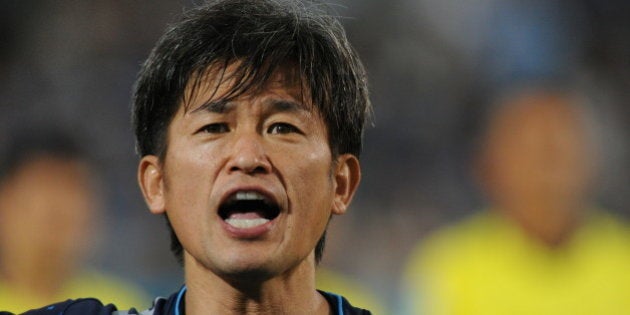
[183,255,327,314]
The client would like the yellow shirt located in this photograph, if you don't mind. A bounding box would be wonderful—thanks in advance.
[403,211,630,315]
[317,268,385,314]
[0,270,148,313]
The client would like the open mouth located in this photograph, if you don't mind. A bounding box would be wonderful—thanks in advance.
[218,191,281,229]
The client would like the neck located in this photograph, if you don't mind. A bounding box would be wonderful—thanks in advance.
[183,254,330,315]
[502,203,583,248]
[0,252,70,299]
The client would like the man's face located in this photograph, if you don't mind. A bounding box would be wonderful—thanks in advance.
[138,68,360,280]
[479,94,592,221]
[0,157,95,273]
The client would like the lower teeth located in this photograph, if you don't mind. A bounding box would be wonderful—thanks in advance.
[225,218,269,228]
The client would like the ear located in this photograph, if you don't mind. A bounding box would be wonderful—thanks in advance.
[138,155,166,214]
[331,154,361,215]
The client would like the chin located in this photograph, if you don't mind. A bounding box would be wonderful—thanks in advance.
[215,260,280,285]
[212,249,270,270]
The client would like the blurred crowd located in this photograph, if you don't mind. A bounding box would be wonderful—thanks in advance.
[1,0,628,313]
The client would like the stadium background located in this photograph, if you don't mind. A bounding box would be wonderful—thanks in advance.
[1,0,628,312]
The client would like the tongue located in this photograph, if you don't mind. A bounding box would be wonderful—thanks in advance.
[227,212,265,220]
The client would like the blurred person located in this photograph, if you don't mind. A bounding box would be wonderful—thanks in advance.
[402,88,630,314]
[314,217,386,315]
[2,0,372,314]
[317,268,386,315]
[0,129,147,313]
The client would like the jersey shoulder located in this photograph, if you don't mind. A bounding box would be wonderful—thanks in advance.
[319,290,373,315]
[13,298,117,315]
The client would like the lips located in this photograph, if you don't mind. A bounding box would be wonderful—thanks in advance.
[218,190,281,232]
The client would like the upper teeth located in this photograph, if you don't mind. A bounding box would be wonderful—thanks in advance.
[235,191,265,201]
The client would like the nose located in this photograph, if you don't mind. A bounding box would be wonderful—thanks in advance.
[226,133,272,175]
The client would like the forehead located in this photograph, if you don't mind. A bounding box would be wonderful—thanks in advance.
[492,95,584,138]
[484,93,591,161]
[181,62,314,113]
[13,156,90,181]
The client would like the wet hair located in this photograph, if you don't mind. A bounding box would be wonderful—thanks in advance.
[132,0,370,264]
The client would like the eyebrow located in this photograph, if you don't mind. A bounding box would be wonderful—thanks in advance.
[191,99,231,114]
[191,98,307,115]
[264,99,307,113]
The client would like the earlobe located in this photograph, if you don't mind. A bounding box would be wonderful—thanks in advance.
[332,154,361,215]
[138,155,166,214]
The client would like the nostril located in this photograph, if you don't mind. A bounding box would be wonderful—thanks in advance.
[236,165,269,174]
[252,165,268,174]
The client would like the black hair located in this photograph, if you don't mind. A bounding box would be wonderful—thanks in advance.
[132,0,370,264]
[0,128,89,183]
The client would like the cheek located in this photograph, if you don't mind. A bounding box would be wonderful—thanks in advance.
[165,141,221,198]
[287,148,335,217]
[162,149,219,233]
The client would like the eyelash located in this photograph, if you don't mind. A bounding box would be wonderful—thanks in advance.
[197,122,302,135]
[200,123,229,134]
[268,122,300,134]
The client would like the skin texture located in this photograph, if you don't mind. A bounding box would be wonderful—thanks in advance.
[138,68,361,314]
[0,157,95,299]
[475,90,594,247]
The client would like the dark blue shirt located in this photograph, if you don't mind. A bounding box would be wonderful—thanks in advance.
[2,286,371,315]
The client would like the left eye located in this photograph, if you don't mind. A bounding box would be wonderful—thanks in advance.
[268,123,300,134]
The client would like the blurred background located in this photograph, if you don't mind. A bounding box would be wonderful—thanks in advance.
[0,0,628,314]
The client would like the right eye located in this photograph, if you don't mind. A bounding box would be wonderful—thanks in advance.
[198,123,229,134]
